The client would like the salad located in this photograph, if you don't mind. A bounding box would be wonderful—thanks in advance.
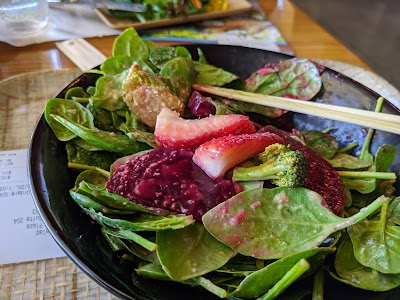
[109,0,219,22]
[44,28,400,299]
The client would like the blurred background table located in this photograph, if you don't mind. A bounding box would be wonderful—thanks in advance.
[0,0,371,81]
[0,0,382,299]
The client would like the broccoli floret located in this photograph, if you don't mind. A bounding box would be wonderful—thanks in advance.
[233,143,307,187]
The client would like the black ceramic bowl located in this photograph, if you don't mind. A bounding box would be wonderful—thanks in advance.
[28,45,400,300]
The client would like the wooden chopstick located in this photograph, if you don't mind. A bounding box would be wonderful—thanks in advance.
[193,84,400,135]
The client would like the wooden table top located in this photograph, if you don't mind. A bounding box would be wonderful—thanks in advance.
[0,0,371,82]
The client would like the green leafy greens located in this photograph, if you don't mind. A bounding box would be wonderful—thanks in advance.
[42,27,400,299]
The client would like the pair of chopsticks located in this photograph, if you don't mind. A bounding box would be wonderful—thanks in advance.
[193,84,400,135]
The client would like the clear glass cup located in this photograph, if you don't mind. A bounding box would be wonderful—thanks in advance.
[0,0,49,35]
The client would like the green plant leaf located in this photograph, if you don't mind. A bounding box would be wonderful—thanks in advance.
[74,170,108,188]
[101,56,137,75]
[332,238,400,291]
[91,74,127,111]
[300,130,338,159]
[45,98,94,141]
[203,187,386,259]
[245,58,322,100]
[193,61,238,86]
[156,222,234,281]
[70,191,134,215]
[82,206,194,232]
[160,57,196,101]
[149,46,177,69]
[76,181,149,211]
[231,248,332,298]
[51,115,151,155]
[348,198,400,274]
[66,141,117,170]
[387,197,400,225]
[328,153,372,169]
[112,27,149,60]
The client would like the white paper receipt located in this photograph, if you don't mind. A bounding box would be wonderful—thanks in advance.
[0,149,65,265]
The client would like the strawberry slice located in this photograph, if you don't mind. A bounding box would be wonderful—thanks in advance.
[154,108,256,150]
[193,133,283,179]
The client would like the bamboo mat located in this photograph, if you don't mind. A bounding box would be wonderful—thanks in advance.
[0,64,399,300]
[0,69,117,300]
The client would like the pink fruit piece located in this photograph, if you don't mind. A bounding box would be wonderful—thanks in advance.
[154,108,256,150]
[105,148,236,221]
[193,133,284,179]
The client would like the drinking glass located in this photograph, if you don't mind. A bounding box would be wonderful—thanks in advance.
[0,0,49,35]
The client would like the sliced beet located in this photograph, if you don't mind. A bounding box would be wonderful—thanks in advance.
[188,90,216,117]
[259,126,345,215]
[106,148,236,221]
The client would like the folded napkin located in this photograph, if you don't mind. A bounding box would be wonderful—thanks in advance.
[0,6,122,47]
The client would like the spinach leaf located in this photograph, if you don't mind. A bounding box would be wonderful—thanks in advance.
[87,104,116,132]
[112,27,149,60]
[101,227,126,252]
[328,153,372,169]
[245,58,322,100]
[65,86,90,101]
[258,259,310,300]
[156,222,235,281]
[197,48,208,64]
[220,58,322,119]
[375,144,397,172]
[113,112,157,148]
[143,40,158,53]
[175,46,191,59]
[91,74,127,111]
[102,228,157,263]
[112,110,146,131]
[136,263,228,298]
[100,226,157,252]
[101,56,157,75]
[72,138,104,151]
[332,238,400,291]
[231,248,332,298]
[149,46,192,70]
[348,197,400,274]
[101,56,138,75]
[82,206,194,232]
[76,181,149,211]
[300,130,338,159]
[149,46,177,69]
[51,115,151,155]
[203,187,387,259]
[341,177,377,194]
[70,191,134,216]
[341,144,396,194]
[74,170,108,188]
[160,57,196,101]
[45,98,94,141]
[66,141,117,170]
[193,61,238,86]
[221,98,286,118]
[136,263,172,281]
[387,197,400,225]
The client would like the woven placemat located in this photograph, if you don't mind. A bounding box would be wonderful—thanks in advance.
[0,69,117,300]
